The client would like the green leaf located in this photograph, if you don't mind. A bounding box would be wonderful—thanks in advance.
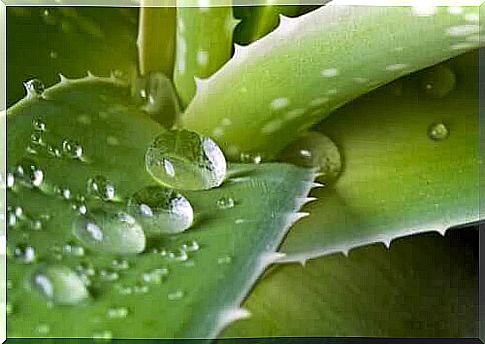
[6,76,316,338]
[279,52,481,263]
[181,5,482,160]
[224,229,478,337]
[173,2,239,107]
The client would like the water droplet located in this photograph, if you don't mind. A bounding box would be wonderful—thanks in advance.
[127,186,193,235]
[181,240,199,252]
[6,172,15,189]
[167,290,184,301]
[30,132,44,146]
[49,50,58,59]
[24,79,45,97]
[47,145,62,158]
[133,283,149,294]
[92,330,113,340]
[240,152,262,164]
[14,158,44,188]
[145,129,227,190]
[112,258,130,270]
[217,255,232,264]
[420,66,456,98]
[63,241,85,256]
[31,264,89,305]
[55,186,72,200]
[87,176,116,201]
[167,248,188,262]
[279,132,342,184]
[36,323,50,335]
[428,123,449,141]
[6,302,13,315]
[216,197,235,209]
[142,267,168,284]
[13,243,36,263]
[7,206,23,228]
[107,307,129,319]
[99,268,119,282]
[62,139,83,159]
[72,195,88,215]
[73,209,146,255]
[132,72,180,127]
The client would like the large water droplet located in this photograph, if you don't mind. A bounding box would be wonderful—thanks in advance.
[279,132,342,184]
[24,79,45,97]
[31,265,89,305]
[420,65,456,98]
[73,209,146,255]
[132,72,180,127]
[145,129,226,190]
[87,176,116,201]
[62,139,84,159]
[428,122,450,141]
[127,186,193,235]
[14,158,44,188]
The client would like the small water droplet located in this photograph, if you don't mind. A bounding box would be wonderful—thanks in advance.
[92,330,113,340]
[142,267,168,284]
[112,258,130,270]
[145,129,227,190]
[6,172,15,189]
[99,268,119,282]
[217,255,232,264]
[428,123,449,141]
[181,240,199,252]
[107,307,129,319]
[279,132,342,184]
[55,186,72,200]
[14,158,44,188]
[49,50,58,59]
[36,323,50,335]
[7,206,23,228]
[30,132,44,146]
[87,176,116,201]
[216,197,235,209]
[128,186,193,235]
[6,302,13,315]
[240,152,262,164]
[167,248,188,262]
[13,243,36,263]
[62,139,84,159]
[133,283,149,294]
[420,66,456,98]
[167,290,184,301]
[31,264,89,305]
[47,145,62,158]
[24,79,45,97]
[63,241,85,256]
[73,209,146,255]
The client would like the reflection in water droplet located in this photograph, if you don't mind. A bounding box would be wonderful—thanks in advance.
[31,264,90,305]
[420,65,456,98]
[279,132,342,184]
[145,129,227,190]
[216,197,235,209]
[24,79,45,97]
[128,186,193,235]
[428,123,450,141]
[87,175,116,201]
[73,209,145,254]
[15,159,44,188]
[62,139,84,159]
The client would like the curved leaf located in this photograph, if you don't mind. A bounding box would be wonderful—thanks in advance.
[6,77,315,338]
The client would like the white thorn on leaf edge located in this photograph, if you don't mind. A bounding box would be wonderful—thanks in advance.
[312,182,325,188]
[260,252,287,267]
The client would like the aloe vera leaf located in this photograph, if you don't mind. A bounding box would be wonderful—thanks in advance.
[137,4,176,77]
[7,7,138,107]
[278,52,481,263]
[181,4,483,160]
[233,4,301,45]
[173,2,239,107]
[223,229,478,337]
[5,76,316,338]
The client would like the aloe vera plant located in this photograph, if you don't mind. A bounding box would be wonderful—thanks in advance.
[4,2,483,340]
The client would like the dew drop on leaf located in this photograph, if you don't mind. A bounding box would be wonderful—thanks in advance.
[107,307,129,319]
[73,209,146,255]
[420,65,456,98]
[127,186,193,235]
[62,139,84,159]
[6,172,15,189]
[145,129,227,190]
[24,79,45,98]
[167,290,184,301]
[240,152,262,164]
[14,158,44,188]
[181,240,200,252]
[279,131,342,184]
[216,196,235,209]
[87,175,116,201]
[32,117,47,132]
[13,243,36,263]
[428,122,450,141]
[142,267,168,284]
[31,264,90,305]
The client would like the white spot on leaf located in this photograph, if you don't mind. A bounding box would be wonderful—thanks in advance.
[320,68,339,78]
[270,97,289,110]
